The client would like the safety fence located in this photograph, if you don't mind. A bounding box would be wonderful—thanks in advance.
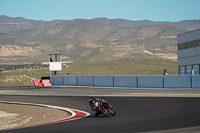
[50,75,200,88]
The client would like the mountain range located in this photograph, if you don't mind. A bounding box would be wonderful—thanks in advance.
[0,15,200,64]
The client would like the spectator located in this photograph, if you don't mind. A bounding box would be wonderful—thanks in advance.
[162,69,168,75]
[191,69,194,75]
[54,71,57,75]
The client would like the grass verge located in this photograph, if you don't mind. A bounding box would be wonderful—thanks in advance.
[0,58,177,86]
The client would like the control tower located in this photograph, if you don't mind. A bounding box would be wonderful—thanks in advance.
[48,53,62,76]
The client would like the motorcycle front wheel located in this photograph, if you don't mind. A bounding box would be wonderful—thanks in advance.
[109,108,116,116]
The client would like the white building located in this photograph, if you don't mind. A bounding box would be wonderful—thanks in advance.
[177,29,200,75]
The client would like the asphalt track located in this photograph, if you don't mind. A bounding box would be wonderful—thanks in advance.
[1,87,200,133]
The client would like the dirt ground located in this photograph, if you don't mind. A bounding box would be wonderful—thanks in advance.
[0,103,71,130]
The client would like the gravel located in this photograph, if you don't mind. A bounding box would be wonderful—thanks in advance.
[0,103,71,130]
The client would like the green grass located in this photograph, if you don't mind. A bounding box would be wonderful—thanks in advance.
[0,58,178,86]
[63,58,177,75]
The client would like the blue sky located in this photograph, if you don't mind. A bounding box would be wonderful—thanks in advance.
[0,0,200,22]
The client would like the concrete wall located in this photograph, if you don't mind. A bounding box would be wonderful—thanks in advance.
[78,76,94,86]
[164,75,191,88]
[50,76,54,85]
[64,76,78,86]
[51,76,64,85]
[191,75,200,88]
[94,76,114,87]
[50,75,200,88]
[138,76,163,88]
[114,76,137,87]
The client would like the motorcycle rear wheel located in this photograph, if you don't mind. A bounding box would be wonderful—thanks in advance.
[101,108,111,117]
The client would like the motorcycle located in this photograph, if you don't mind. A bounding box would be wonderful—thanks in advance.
[97,100,116,117]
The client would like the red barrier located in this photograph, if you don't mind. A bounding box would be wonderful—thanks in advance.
[42,80,52,87]
[33,79,43,86]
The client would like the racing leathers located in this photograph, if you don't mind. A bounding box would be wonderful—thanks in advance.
[89,97,104,116]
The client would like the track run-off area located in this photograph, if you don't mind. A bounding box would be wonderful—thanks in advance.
[1,86,200,133]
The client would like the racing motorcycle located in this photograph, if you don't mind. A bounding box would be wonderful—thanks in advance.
[97,100,116,117]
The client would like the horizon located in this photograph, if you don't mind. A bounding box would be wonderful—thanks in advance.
[0,0,200,22]
[1,15,200,23]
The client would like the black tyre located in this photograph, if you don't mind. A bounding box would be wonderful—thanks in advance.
[109,108,116,116]
[112,110,116,116]
[101,108,111,117]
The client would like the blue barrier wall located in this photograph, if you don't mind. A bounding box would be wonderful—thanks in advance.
[50,75,199,88]
[64,76,78,86]
[78,76,94,86]
[50,76,54,85]
[94,76,114,87]
[114,76,137,87]
[52,76,64,85]
[191,75,200,88]
[164,75,191,88]
[138,76,163,88]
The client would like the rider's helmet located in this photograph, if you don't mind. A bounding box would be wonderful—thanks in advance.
[89,97,94,102]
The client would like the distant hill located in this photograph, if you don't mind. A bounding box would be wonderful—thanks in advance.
[92,18,200,31]
[1,15,200,34]
[0,19,185,45]
[0,15,64,34]
[0,15,199,64]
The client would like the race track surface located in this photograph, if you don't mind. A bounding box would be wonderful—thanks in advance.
[1,87,200,133]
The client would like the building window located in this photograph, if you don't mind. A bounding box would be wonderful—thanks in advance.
[186,65,192,75]
[178,39,200,50]
[179,66,186,75]
[178,43,186,50]
[193,65,199,75]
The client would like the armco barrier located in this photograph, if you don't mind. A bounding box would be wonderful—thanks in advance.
[138,76,163,88]
[191,75,200,88]
[50,75,199,88]
[114,76,137,87]
[164,75,191,88]
[64,76,78,86]
[78,76,94,86]
[94,76,114,87]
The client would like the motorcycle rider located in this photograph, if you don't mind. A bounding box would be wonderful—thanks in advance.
[89,97,104,116]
